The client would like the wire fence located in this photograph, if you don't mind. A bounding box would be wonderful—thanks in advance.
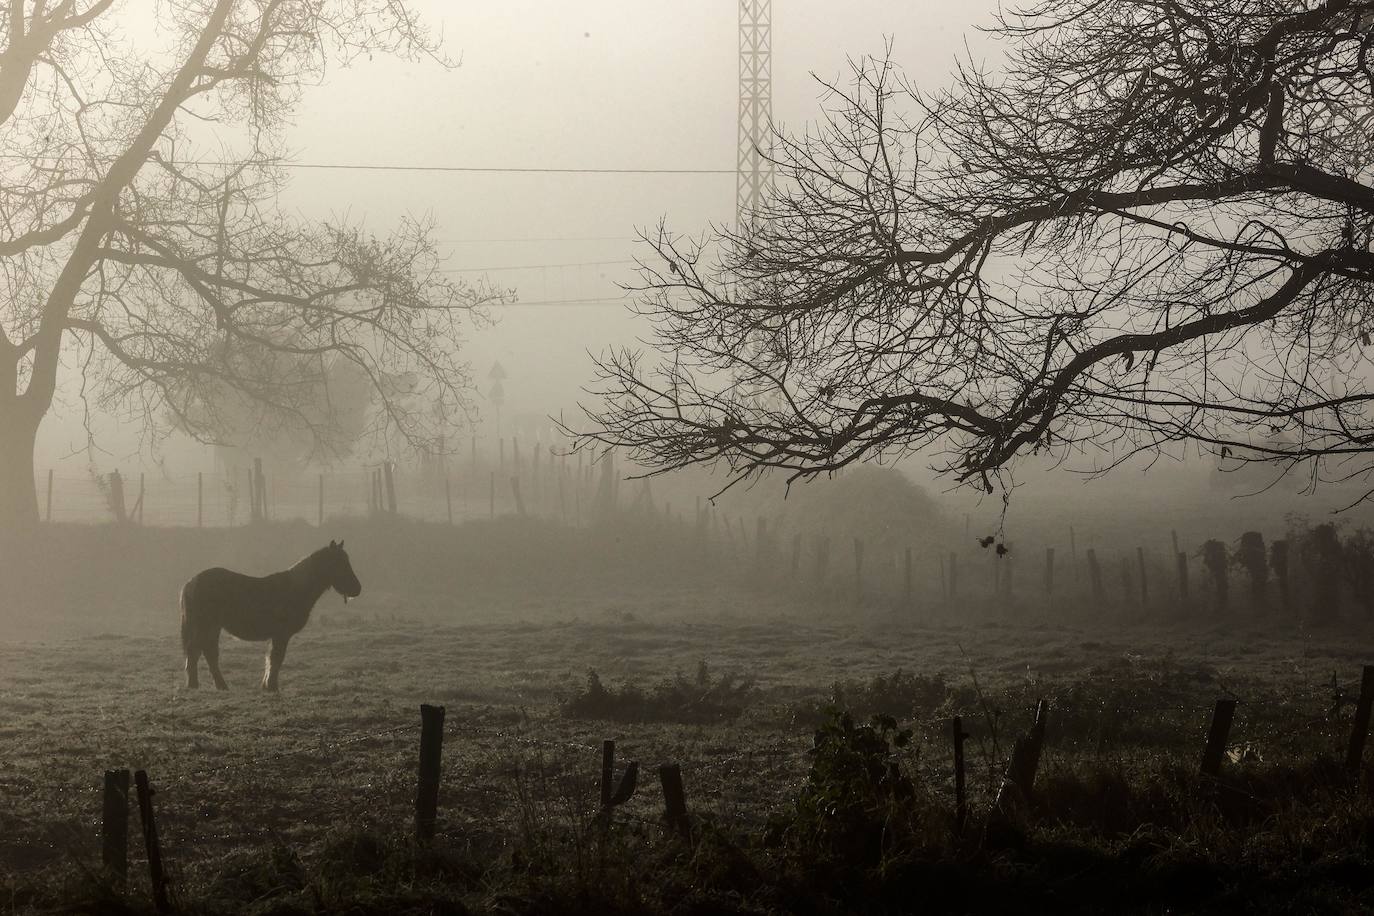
[35,450,608,529]
[6,659,1374,916]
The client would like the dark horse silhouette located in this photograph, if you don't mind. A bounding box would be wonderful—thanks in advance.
[181,540,361,690]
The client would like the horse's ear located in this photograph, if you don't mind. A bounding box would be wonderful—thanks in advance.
[338,540,345,549]
[329,539,337,548]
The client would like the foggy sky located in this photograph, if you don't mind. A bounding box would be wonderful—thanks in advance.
[37,1,1000,467]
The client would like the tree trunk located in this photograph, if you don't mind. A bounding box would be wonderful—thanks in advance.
[0,404,40,534]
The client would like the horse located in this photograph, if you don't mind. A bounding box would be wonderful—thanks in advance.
[180,540,361,691]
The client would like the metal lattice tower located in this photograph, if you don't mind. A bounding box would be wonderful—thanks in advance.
[737,0,773,232]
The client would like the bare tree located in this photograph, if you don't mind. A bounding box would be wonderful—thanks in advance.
[0,1,504,532]
[582,0,1374,506]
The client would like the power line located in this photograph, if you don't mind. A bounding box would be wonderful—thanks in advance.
[441,258,637,274]
[490,296,633,308]
[1,154,738,175]
[438,236,638,244]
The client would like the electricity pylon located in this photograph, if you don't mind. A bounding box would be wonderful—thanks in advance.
[737,0,773,233]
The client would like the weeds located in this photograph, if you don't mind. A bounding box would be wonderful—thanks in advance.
[559,662,757,724]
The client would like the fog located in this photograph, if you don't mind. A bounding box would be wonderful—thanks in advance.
[9,4,1374,913]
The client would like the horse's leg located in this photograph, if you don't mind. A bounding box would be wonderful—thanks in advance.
[262,636,289,691]
[181,616,200,689]
[204,630,228,690]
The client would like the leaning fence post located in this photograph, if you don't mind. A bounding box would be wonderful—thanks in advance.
[1347,666,1374,776]
[1200,698,1237,777]
[101,768,130,882]
[658,763,690,839]
[133,770,170,914]
[952,716,968,834]
[415,703,446,842]
[600,739,616,810]
[994,699,1049,818]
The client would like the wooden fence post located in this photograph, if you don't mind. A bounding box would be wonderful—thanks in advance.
[1347,666,1374,776]
[102,768,130,882]
[415,704,446,842]
[110,470,127,524]
[384,461,397,515]
[137,472,145,526]
[133,770,170,914]
[658,763,690,839]
[600,739,616,809]
[952,716,968,834]
[1272,540,1290,615]
[45,468,53,523]
[1200,698,1237,777]
[995,699,1049,815]
[511,476,527,516]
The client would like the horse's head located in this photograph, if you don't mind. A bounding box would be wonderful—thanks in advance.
[325,540,362,600]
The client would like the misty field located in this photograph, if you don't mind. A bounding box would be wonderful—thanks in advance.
[6,517,1374,914]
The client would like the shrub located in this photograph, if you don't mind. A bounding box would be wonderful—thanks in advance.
[790,668,969,726]
[768,709,936,870]
[559,662,756,723]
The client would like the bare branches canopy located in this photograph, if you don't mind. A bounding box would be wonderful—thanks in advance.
[584,0,1374,501]
[0,0,504,528]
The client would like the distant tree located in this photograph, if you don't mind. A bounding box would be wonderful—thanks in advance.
[581,0,1374,505]
[0,1,505,532]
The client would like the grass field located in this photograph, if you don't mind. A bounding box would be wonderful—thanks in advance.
[6,518,1374,914]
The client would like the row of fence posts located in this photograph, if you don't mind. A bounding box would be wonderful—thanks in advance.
[95,703,695,911]
[60,438,612,528]
[690,511,1295,616]
[92,666,1374,911]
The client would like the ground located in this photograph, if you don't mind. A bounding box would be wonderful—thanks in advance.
[5,565,1374,913]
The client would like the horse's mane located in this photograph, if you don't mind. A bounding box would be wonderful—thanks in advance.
[288,545,335,579]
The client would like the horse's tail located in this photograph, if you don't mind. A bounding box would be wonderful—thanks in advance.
[179,577,195,653]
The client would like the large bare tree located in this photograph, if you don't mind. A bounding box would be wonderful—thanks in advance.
[583,0,1374,505]
[0,0,502,532]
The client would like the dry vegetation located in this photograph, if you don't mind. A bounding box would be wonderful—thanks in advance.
[4,514,1374,914]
